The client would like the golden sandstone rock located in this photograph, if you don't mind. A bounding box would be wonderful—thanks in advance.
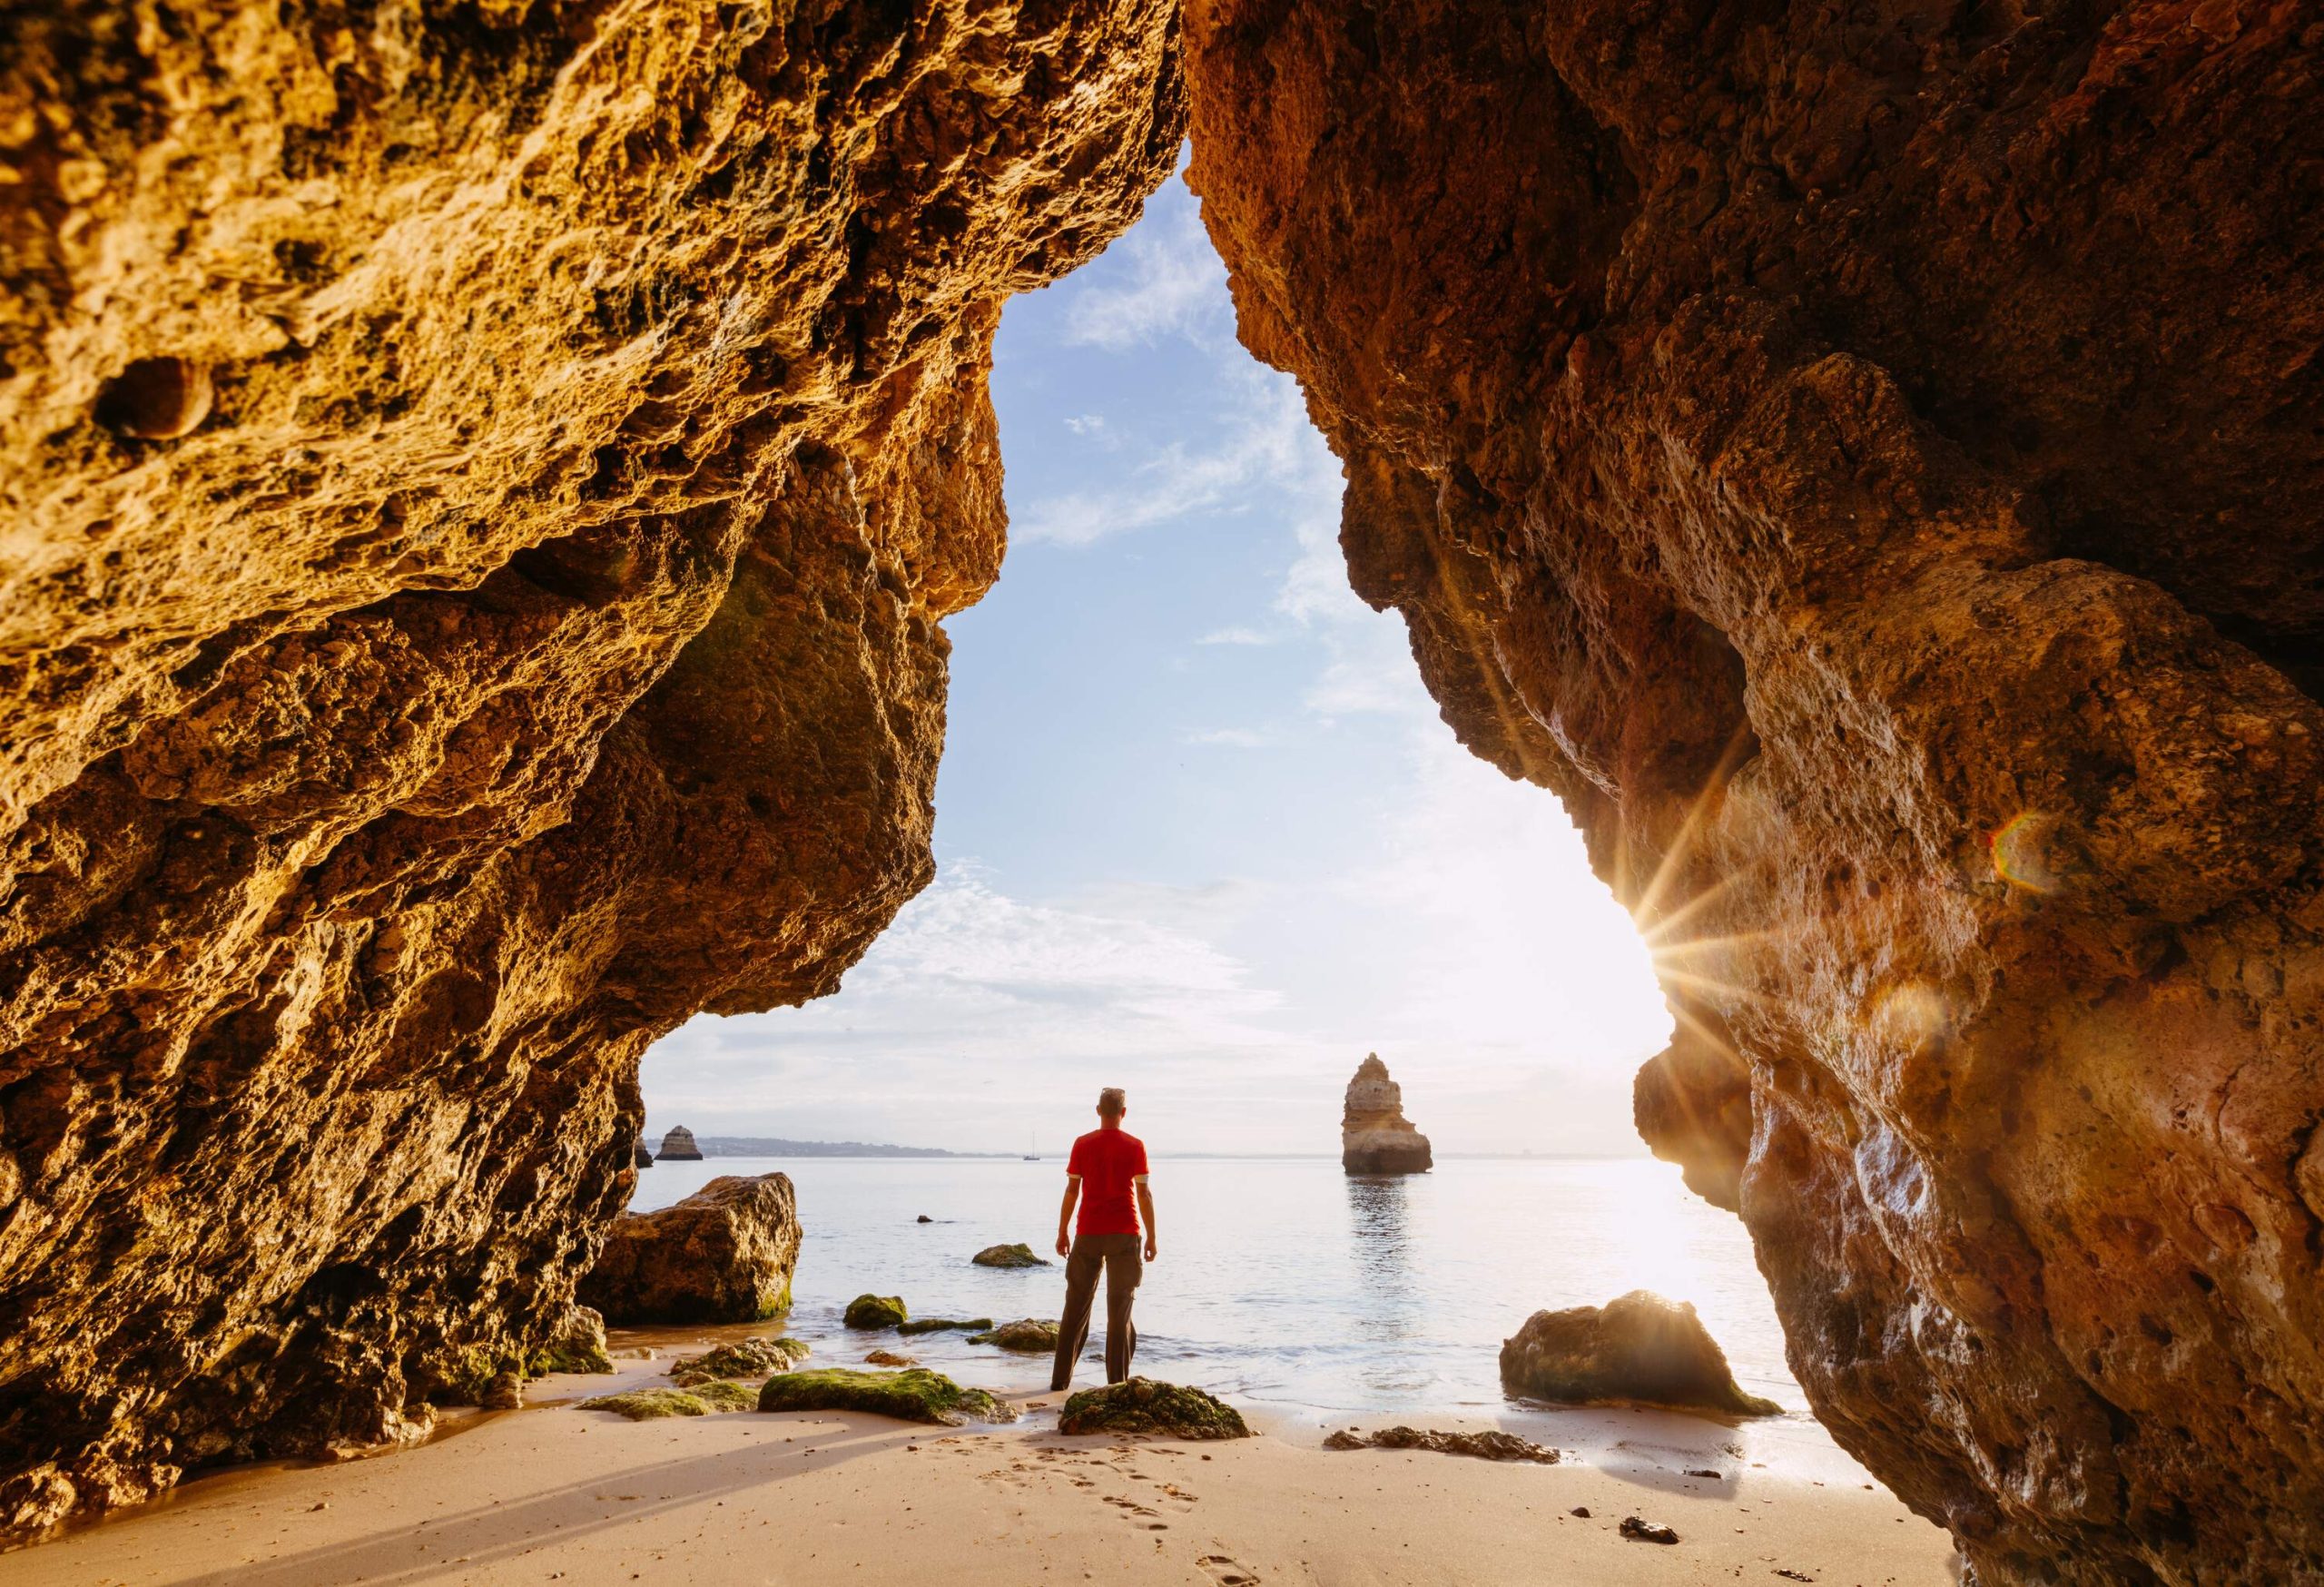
[0,0,1180,1536]
[1339,1053,1432,1174]
[1183,0,2324,1580]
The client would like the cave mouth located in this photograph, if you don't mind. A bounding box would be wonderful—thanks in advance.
[624,164,1825,1454]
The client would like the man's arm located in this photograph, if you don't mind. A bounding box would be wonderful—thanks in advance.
[1056,1178,1080,1258]
[1137,1179,1157,1261]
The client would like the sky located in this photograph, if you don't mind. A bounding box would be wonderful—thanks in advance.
[639,166,1672,1157]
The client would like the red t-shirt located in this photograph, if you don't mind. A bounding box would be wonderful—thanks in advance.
[1067,1127,1149,1237]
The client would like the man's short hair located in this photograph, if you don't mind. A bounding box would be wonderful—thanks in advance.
[1097,1087,1127,1117]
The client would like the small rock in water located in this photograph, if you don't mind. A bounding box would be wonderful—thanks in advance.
[843,1294,909,1329]
[864,1349,917,1366]
[898,1315,992,1336]
[1620,1515,1680,1544]
[1685,1466,1721,1478]
[967,1317,1059,1352]
[971,1242,1049,1267]
[916,1215,933,1224]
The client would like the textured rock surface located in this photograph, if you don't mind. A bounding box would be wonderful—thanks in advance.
[1339,1053,1432,1174]
[1056,1378,1249,1440]
[576,1172,799,1324]
[0,0,1182,1533]
[1499,1290,1779,1419]
[666,1334,807,1387]
[1184,2,2324,1581]
[970,1241,1048,1267]
[968,1317,1059,1352]
[655,1127,704,1163]
[527,1303,615,1377]
[1323,1425,1560,1464]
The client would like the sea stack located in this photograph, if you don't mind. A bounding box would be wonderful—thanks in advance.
[634,1140,655,1168]
[657,1126,704,1161]
[1341,1054,1432,1175]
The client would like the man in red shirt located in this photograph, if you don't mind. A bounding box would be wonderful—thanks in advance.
[1051,1086,1157,1390]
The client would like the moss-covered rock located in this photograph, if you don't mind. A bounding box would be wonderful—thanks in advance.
[668,1335,810,1385]
[1057,1379,1249,1440]
[581,1381,758,1420]
[528,1304,616,1376]
[968,1317,1059,1352]
[756,1368,1019,1425]
[971,1243,1049,1267]
[897,1315,991,1336]
[843,1294,908,1329]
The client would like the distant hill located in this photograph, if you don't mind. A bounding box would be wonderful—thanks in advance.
[677,1136,1000,1159]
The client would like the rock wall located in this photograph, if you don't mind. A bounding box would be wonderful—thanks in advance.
[0,0,1181,1533]
[1183,2,2324,1582]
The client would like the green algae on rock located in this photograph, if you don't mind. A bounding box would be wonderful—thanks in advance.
[968,1318,1059,1353]
[1057,1379,1250,1440]
[897,1316,991,1336]
[581,1382,757,1421]
[668,1336,809,1386]
[527,1306,615,1377]
[842,1296,909,1330]
[756,1369,1017,1426]
[971,1243,1049,1268]
[1499,1292,1778,1419]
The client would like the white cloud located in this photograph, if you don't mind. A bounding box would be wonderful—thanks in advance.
[1060,181,1229,352]
[1011,366,1321,547]
[1184,727,1268,748]
[1196,626,1274,646]
[1063,414,1107,436]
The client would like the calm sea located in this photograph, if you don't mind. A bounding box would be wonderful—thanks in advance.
[625,1155,1827,1442]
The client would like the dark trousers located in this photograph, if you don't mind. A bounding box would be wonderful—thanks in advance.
[1051,1232,1142,1390]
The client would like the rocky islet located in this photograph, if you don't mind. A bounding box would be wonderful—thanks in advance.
[1339,1055,1433,1175]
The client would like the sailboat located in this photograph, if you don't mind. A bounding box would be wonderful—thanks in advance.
[1023,1131,1039,1161]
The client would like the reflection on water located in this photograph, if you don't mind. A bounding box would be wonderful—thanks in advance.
[1344,1174,1425,1394]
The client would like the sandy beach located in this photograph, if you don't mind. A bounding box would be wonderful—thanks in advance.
[11,1348,1958,1587]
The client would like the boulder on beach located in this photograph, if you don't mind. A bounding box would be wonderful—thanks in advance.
[577,1173,800,1325]
[1323,1425,1559,1464]
[757,1368,1019,1426]
[968,1318,1059,1353]
[1057,1378,1250,1440]
[527,1303,615,1376]
[583,1382,757,1420]
[668,1335,809,1386]
[1498,1290,1779,1418]
[898,1316,991,1336]
[843,1294,908,1329]
[657,1125,705,1161]
[971,1242,1049,1267]
[1341,1054,1432,1175]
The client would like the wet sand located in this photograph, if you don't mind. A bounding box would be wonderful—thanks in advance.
[10,1354,1958,1586]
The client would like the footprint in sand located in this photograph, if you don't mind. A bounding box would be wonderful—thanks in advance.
[1197,1555,1258,1585]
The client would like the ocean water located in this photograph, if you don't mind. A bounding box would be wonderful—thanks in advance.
[625,1154,1813,1428]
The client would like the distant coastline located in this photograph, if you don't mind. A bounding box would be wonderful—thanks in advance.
[681,1136,1005,1159]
